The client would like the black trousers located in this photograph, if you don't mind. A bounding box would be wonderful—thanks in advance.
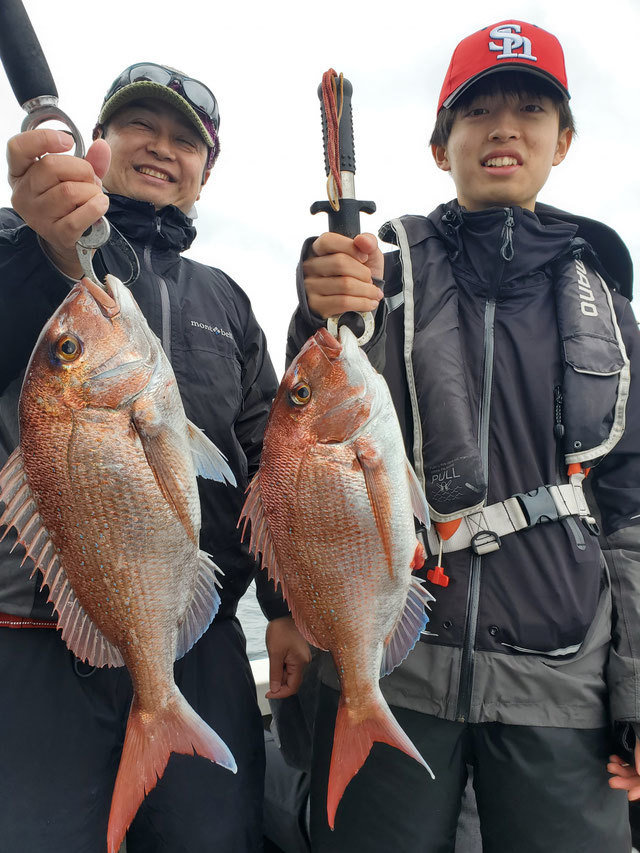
[310,683,631,853]
[0,618,265,853]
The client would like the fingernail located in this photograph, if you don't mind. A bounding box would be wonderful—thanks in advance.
[269,682,281,693]
[56,130,74,147]
[357,253,368,263]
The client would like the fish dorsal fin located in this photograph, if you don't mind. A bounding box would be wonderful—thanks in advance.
[49,571,125,668]
[406,462,430,529]
[380,576,434,677]
[239,474,324,649]
[186,420,236,486]
[0,447,124,668]
[355,437,394,578]
[175,551,222,660]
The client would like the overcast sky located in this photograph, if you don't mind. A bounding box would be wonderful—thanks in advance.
[0,0,637,375]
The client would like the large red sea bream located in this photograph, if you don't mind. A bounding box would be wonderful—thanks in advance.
[240,325,435,828]
[0,275,237,853]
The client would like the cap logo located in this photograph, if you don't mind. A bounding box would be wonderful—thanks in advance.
[488,24,537,62]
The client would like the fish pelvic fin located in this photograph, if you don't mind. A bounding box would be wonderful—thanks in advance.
[107,688,236,853]
[327,696,434,830]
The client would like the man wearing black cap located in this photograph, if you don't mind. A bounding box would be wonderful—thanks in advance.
[290,20,640,853]
[0,63,309,852]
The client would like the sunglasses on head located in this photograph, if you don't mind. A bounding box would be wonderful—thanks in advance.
[105,63,220,131]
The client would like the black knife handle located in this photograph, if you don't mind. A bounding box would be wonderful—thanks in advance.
[318,76,355,176]
[0,0,57,106]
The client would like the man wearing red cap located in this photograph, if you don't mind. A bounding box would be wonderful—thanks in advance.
[289,20,640,852]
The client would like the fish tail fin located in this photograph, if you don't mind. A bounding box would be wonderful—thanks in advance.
[327,696,434,830]
[107,690,237,853]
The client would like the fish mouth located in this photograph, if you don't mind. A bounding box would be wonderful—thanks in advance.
[318,324,386,444]
[314,327,343,360]
[78,277,120,319]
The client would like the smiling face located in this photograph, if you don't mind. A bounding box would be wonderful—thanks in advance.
[100,99,210,213]
[432,90,571,212]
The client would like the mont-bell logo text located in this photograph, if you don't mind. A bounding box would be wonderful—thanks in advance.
[489,24,537,62]
[574,259,598,317]
[190,319,234,339]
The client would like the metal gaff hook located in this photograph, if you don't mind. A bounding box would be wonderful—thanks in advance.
[22,96,111,288]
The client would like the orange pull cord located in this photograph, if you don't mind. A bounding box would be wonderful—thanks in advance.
[427,519,461,588]
[320,69,344,211]
[568,462,591,479]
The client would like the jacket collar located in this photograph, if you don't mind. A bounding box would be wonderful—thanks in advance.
[106,194,197,254]
[429,200,578,284]
[381,201,578,286]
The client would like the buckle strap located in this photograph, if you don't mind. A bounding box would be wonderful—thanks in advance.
[425,483,594,557]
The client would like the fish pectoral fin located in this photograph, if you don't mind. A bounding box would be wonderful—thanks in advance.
[354,437,394,578]
[186,420,236,487]
[175,551,222,660]
[380,576,435,677]
[132,415,198,544]
[406,462,430,529]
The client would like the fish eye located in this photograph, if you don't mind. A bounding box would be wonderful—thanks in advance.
[290,382,312,406]
[55,334,82,362]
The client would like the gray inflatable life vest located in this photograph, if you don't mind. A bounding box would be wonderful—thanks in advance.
[383,217,630,523]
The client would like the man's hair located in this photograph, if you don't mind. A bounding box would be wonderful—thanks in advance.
[429,72,576,148]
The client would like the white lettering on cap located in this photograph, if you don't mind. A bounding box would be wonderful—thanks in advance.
[489,24,537,61]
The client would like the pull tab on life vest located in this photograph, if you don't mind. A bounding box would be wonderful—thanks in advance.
[427,519,462,587]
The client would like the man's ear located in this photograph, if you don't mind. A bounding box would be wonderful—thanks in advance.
[197,168,212,200]
[432,144,451,172]
[93,123,105,141]
[553,127,572,166]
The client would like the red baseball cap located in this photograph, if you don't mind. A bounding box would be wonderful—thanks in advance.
[437,20,570,113]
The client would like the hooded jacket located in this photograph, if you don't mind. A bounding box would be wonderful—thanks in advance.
[288,201,640,732]
[0,194,289,623]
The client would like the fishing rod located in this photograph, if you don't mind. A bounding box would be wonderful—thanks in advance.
[0,0,110,285]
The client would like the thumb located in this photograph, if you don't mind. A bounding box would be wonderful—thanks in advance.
[85,138,111,181]
[353,232,379,257]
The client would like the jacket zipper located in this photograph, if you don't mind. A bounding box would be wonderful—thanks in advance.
[455,208,513,722]
[145,216,172,361]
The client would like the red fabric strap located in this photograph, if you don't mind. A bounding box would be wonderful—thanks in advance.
[0,611,57,629]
